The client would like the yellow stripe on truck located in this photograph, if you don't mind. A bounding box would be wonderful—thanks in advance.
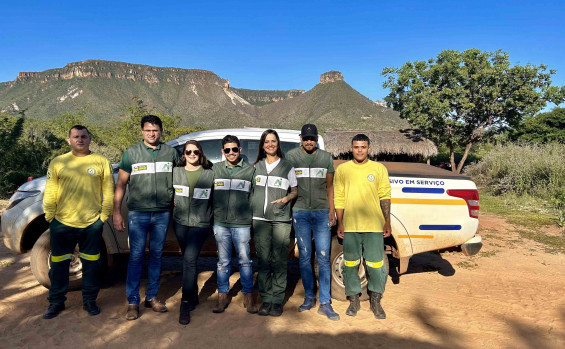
[398,235,434,239]
[391,198,466,206]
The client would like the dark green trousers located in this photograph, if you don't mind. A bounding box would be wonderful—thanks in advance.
[48,219,103,305]
[343,232,387,296]
[253,220,291,304]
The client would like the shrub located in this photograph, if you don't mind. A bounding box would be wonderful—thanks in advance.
[466,143,565,227]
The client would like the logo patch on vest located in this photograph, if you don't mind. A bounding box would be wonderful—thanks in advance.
[367,174,375,182]
[215,181,225,187]
[193,188,211,199]
[134,165,147,172]
[87,168,96,176]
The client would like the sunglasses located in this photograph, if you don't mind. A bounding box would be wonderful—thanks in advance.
[223,147,240,154]
[302,136,317,142]
[184,150,201,156]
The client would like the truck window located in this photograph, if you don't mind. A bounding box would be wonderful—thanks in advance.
[240,140,299,163]
[176,139,300,164]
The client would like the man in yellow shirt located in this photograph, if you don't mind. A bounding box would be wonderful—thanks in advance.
[334,133,391,319]
[42,125,114,319]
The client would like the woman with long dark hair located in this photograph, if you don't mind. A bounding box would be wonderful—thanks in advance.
[172,140,214,325]
[251,129,298,317]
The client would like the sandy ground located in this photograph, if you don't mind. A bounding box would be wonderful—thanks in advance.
[0,211,564,349]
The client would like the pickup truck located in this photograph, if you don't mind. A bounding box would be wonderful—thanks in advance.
[1,128,482,301]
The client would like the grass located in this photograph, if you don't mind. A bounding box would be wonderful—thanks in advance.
[0,261,14,267]
[514,229,565,254]
[479,251,498,258]
[456,260,478,269]
[479,191,557,228]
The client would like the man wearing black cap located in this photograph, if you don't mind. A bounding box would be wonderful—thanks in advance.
[286,124,339,320]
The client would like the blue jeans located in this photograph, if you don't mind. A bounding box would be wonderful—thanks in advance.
[293,209,331,304]
[126,210,171,304]
[213,225,254,294]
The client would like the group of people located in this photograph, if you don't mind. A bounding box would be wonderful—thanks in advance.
[42,115,392,325]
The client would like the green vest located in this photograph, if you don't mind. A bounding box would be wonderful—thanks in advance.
[127,141,176,211]
[251,159,294,221]
[286,147,333,210]
[172,167,214,227]
[212,160,255,225]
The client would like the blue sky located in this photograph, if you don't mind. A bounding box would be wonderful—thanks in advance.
[1,0,564,103]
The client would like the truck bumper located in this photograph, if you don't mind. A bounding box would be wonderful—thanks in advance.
[461,235,482,256]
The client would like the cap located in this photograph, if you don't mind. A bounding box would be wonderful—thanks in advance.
[301,124,318,138]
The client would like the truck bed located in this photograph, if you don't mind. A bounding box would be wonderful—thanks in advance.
[333,160,470,180]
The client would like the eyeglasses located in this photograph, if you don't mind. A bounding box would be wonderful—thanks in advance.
[223,147,240,154]
[184,150,201,156]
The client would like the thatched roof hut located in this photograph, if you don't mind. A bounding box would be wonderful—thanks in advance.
[323,129,437,160]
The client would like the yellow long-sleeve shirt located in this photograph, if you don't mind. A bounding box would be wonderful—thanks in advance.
[334,160,391,233]
[43,152,115,228]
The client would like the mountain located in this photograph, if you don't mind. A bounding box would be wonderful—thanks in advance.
[0,60,408,131]
[258,71,408,130]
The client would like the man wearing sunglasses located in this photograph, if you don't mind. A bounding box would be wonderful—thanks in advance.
[211,135,257,314]
[286,124,339,320]
[113,115,179,320]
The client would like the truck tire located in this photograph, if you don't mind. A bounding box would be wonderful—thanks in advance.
[30,230,108,290]
[330,235,389,301]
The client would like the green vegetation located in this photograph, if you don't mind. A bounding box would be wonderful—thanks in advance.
[478,250,498,258]
[514,229,565,254]
[469,144,565,228]
[456,260,478,270]
[382,48,565,173]
[510,107,565,143]
[0,98,201,198]
[479,192,557,228]
[0,112,65,197]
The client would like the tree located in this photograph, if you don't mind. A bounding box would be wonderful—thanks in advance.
[510,107,565,143]
[382,49,565,173]
[0,112,65,197]
[103,97,202,151]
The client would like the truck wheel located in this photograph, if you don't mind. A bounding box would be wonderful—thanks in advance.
[330,236,389,301]
[30,230,108,290]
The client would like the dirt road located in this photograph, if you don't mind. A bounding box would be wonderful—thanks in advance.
[1,213,564,349]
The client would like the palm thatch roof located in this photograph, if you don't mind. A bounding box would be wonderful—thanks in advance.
[323,129,438,158]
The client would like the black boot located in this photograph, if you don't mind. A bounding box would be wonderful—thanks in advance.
[179,301,191,325]
[43,304,65,319]
[345,294,360,317]
[370,292,386,319]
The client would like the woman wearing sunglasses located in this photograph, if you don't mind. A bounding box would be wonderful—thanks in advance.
[172,140,214,325]
[251,129,298,317]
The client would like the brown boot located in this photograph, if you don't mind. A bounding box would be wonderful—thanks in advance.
[144,298,168,312]
[126,304,140,320]
[244,293,258,314]
[213,293,229,313]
